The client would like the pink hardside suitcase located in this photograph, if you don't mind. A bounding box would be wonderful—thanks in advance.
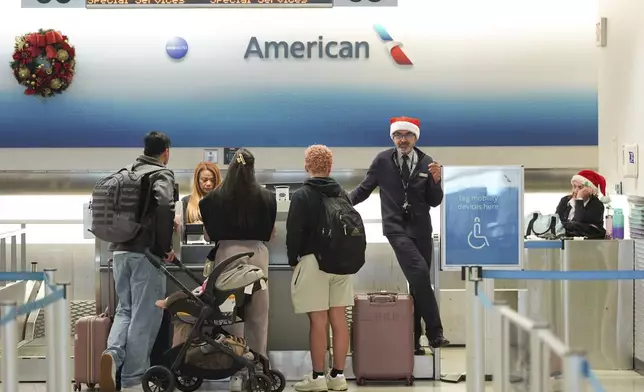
[351,292,415,386]
[73,259,115,391]
[73,314,111,390]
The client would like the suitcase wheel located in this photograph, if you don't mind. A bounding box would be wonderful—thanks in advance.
[73,383,80,391]
[405,376,415,386]
[356,378,367,386]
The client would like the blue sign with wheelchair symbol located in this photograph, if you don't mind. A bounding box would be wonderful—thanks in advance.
[440,166,524,270]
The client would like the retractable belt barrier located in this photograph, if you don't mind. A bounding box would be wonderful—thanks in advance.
[0,270,70,392]
[0,272,61,327]
[465,267,640,392]
[475,287,606,392]
[481,269,644,281]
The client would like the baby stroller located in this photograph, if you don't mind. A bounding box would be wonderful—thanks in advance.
[143,249,286,392]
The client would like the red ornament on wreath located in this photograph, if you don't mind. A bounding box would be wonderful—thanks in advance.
[10,29,76,98]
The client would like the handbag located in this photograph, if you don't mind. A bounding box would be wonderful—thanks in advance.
[563,221,607,239]
[525,212,566,239]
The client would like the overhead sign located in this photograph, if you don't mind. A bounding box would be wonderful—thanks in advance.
[440,166,524,270]
[84,0,333,8]
[244,36,369,60]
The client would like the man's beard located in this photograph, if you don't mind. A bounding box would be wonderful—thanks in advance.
[397,144,412,153]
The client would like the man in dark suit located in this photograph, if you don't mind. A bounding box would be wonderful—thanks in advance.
[349,116,449,351]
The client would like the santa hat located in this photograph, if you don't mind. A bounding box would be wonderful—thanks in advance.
[390,116,420,140]
[571,169,611,203]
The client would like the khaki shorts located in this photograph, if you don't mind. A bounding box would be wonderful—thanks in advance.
[291,254,354,314]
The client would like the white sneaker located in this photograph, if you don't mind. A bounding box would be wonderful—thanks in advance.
[294,373,328,392]
[229,374,244,392]
[326,374,348,391]
[99,352,117,392]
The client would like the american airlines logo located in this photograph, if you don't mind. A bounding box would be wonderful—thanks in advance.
[373,24,413,66]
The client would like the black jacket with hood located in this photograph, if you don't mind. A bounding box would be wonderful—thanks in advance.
[286,177,349,267]
[108,155,176,258]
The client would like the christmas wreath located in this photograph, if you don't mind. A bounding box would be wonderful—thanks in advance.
[10,29,76,98]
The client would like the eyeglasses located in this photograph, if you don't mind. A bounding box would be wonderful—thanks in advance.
[393,133,415,140]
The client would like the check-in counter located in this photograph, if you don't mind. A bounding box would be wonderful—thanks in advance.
[522,239,634,371]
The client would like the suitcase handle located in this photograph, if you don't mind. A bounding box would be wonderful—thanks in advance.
[368,294,397,303]
[366,290,397,296]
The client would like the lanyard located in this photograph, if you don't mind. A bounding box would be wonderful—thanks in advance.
[392,152,416,204]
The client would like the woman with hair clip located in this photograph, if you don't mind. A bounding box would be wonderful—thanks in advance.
[199,148,277,392]
[174,161,223,242]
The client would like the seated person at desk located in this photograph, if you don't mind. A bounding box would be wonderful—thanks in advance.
[555,169,610,227]
[199,148,277,392]
[174,161,222,240]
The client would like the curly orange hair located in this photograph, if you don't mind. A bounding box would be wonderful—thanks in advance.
[304,145,333,175]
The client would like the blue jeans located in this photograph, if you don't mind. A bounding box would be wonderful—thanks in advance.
[104,251,166,388]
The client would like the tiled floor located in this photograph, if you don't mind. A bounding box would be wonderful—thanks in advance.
[8,374,644,392]
[5,348,644,391]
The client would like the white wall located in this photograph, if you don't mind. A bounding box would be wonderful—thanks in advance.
[0,146,597,171]
[598,0,644,196]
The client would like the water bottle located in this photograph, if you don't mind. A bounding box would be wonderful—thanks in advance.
[605,207,613,238]
[613,208,624,239]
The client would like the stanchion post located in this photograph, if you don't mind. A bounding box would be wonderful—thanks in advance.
[432,233,441,380]
[563,351,585,392]
[529,323,549,392]
[10,234,17,273]
[1,301,19,392]
[0,238,6,286]
[561,249,571,346]
[491,301,508,392]
[54,283,71,391]
[43,268,58,392]
[20,223,27,272]
[464,266,485,392]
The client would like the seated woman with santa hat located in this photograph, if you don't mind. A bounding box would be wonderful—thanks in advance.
[555,169,610,230]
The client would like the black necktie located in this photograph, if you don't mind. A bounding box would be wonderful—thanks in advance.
[401,155,411,183]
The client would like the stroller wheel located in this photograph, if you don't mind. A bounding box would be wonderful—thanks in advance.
[247,373,272,392]
[142,365,176,392]
[267,370,286,392]
[175,374,204,392]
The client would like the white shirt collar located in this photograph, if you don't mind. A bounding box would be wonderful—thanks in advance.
[397,149,416,163]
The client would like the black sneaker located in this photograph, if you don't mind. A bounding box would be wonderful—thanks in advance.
[429,335,450,348]
[414,347,426,355]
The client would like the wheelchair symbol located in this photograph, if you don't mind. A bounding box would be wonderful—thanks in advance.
[467,217,489,250]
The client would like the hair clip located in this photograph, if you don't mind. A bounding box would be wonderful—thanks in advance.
[236,154,246,165]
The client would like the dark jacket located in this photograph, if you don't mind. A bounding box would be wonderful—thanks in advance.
[556,195,605,227]
[109,155,176,257]
[200,186,277,242]
[286,177,348,267]
[349,147,443,238]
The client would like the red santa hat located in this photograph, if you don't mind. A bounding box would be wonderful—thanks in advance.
[571,169,611,203]
[390,116,420,140]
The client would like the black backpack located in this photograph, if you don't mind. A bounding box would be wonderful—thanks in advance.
[314,191,367,275]
[89,164,166,243]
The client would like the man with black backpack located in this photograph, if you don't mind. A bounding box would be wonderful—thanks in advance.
[287,145,366,392]
[92,131,176,392]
